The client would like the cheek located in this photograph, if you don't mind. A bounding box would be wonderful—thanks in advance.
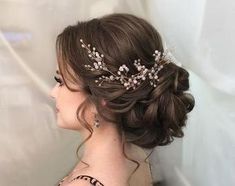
[58,90,88,129]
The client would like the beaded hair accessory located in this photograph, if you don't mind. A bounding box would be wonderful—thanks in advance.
[80,39,173,90]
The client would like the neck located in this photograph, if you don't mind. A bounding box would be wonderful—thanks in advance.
[79,121,126,164]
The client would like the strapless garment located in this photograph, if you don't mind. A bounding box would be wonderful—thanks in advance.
[58,174,104,186]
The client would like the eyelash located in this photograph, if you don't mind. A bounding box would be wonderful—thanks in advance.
[54,76,64,86]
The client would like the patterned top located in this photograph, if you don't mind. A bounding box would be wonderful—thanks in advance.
[58,174,104,186]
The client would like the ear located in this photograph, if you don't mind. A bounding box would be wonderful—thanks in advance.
[90,99,107,114]
[101,99,107,106]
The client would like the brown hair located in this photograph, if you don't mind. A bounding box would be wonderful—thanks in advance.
[56,13,195,185]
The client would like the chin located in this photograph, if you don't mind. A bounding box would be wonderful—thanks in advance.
[56,119,82,131]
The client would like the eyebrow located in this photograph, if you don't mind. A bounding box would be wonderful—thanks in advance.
[56,70,61,75]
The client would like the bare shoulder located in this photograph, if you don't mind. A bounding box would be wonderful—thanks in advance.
[63,174,105,186]
[63,144,150,186]
[66,179,92,186]
[62,167,126,186]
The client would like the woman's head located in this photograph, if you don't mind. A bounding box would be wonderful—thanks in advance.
[52,13,195,148]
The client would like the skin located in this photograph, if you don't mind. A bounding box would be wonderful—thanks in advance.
[49,68,130,185]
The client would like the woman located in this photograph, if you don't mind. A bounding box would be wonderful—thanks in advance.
[50,13,195,186]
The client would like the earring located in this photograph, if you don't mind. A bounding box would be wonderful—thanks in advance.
[93,114,100,128]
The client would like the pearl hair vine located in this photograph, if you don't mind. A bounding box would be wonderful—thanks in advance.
[80,38,173,90]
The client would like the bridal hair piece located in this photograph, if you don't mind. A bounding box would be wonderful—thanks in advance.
[80,38,173,90]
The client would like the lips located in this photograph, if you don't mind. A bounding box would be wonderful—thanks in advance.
[56,108,59,112]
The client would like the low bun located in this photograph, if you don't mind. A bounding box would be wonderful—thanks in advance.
[122,63,195,149]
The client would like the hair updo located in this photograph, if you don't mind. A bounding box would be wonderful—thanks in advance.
[56,13,195,181]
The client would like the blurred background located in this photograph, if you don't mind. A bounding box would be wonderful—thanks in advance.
[0,0,234,186]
